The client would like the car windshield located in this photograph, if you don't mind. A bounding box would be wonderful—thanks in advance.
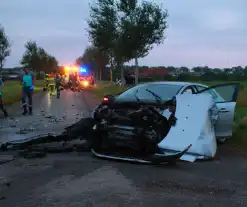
[115,83,183,102]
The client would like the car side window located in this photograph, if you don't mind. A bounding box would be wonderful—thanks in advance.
[205,89,219,100]
[181,86,194,94]
[196,85,224,102]
[196,85,207,92]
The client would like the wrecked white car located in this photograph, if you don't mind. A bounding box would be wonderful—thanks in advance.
[91,82,239,163]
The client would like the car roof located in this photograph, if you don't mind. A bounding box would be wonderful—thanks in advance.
[140,81,208,87]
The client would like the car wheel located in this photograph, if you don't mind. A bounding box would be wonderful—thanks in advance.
[217,137,227,144]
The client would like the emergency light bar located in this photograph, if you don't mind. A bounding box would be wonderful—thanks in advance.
[80,67,87,73]
[64,65,88,73]
[65,66,70,71]
[64,65,80,72]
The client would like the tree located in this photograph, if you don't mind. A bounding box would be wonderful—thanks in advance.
[45,55,59,73]
[191,66,202,73]
[178,66,189,74]
[21,40,58,73]
[87,0,168,84]
[212,68,222,74]
[76,46,109,82]
[87,0,119,82]
[20,41,40,70]
[0,25,11,70]
[117,0,168,84]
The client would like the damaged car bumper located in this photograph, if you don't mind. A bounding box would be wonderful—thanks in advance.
[91,93,218,163]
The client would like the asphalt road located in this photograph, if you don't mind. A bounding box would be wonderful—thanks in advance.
[1,151,247,207]
[0,90,99,144]
[0,90,247,206]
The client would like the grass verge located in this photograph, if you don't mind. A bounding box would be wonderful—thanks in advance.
[2,80,45,105]
[90,82,247,149]
[91,83,129,98]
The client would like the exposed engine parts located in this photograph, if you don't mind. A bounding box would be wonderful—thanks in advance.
[92,101,177,155]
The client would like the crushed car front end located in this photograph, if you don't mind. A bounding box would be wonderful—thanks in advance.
[91,98,191,164]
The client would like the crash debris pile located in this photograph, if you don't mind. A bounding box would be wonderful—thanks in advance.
[0,107,93,160]
[0,107,85,134]
[0,116,94,159]
[91,101,177,156]
[0,98,187,164]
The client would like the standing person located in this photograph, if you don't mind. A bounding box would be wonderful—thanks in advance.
[54,74,61,99]
[69,72,77,91]
[21,68,36,115]
[47,74,56,95]
[44,74,49,90]
[0,77,8,118]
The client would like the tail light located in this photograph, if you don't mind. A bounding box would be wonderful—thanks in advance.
[103,97,108,102]
[103,95,114,103]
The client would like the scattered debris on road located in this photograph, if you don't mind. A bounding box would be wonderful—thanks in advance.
[0,155,14,164]
[0,116,93,161]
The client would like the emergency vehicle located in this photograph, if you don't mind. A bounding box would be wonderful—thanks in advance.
[63,65,94,89]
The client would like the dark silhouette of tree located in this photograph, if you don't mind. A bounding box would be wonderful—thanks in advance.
[0,25,11,71]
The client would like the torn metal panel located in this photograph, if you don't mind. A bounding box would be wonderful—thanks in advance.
[158,93,217,162]
[91,144,192,164]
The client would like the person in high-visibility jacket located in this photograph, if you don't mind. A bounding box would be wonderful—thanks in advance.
[21,68,36,115]
[46,74,56,95]
[45,74,49,88]
[54,74,61,99]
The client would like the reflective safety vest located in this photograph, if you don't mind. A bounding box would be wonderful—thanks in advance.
[45,74,55,85]
[46,78,55,85]
[23,74,33,87]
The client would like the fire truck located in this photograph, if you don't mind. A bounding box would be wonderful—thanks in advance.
[63,65,94,90]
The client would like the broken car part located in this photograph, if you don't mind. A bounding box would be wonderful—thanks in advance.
[91,97,191,164]
[91,82,239,163]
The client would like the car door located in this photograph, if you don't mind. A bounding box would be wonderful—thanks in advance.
[195,83,240,138]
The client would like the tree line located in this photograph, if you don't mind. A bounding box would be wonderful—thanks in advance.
[77,0,168,84]
[0,25,59,74]
[1,0,247,83]
[88,65,247,82]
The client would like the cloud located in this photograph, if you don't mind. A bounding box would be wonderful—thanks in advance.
[1,0,247,68]
[199,9,246,32]
[136,44,247,68]
[138,0,247,68]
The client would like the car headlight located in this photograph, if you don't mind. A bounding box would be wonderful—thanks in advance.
[83,81,89,87]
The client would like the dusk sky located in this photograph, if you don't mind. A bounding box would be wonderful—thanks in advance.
[1,0,246,68]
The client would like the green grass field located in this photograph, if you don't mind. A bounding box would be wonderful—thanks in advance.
[2,80,45,105]
[91,81,247,148]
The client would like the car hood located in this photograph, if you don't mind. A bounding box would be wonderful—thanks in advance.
[158,93,217,162]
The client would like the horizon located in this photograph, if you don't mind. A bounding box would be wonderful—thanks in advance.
[3,65,246,71]
[1,0,246,68]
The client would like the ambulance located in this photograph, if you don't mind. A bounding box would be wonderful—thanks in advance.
[63,65,94,89]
